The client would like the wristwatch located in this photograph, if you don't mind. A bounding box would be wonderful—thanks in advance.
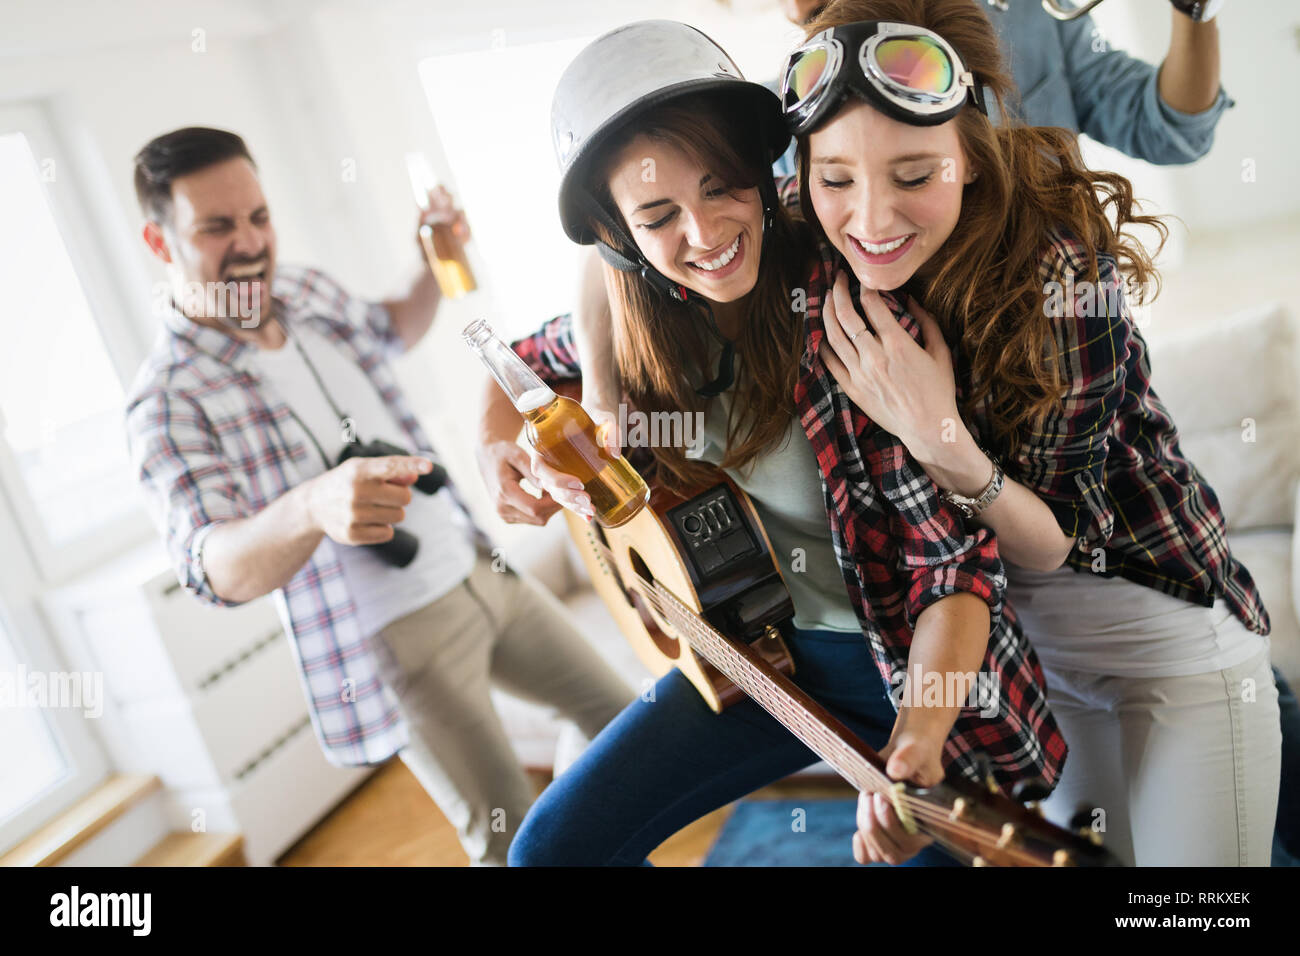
[1170,0,1224,23]
[940,454,1005,519]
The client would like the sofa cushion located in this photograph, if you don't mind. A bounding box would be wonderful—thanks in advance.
[1145,304,1300,530]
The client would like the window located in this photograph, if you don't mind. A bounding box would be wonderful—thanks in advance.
[0,611,70,825]
[0,109,149,582]
[417,36,594,339]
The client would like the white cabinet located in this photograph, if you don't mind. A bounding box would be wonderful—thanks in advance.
[42,541,367,865]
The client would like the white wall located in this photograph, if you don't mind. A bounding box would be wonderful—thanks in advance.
[3,0,1298,548]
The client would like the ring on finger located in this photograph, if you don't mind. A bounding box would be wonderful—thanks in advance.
[849,328,867,344]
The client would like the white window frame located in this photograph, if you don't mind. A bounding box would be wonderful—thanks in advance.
[0,512,109,855]
[0,103,154,585]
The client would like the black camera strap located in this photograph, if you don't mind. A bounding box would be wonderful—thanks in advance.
[276,317,353,432]
[257,317,360,476]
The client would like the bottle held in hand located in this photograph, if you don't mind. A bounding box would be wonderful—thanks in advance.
[464,319,648,527]
[406,152,477,298]
[419,221,476,299]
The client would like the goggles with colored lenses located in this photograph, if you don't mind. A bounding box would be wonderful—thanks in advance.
[781,20,985,136]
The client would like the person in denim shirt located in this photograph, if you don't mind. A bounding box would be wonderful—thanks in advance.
[993,0,1230,163]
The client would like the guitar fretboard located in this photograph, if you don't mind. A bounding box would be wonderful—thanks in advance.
[647,582,891,796]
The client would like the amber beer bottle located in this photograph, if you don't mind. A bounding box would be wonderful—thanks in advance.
[419,221,476,299]
[464,319,649,528]
[406,153,476,298]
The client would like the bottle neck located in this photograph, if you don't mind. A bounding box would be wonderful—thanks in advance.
[464,320,555,413]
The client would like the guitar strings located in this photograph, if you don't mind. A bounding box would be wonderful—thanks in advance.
[585,536,1059,864]
[638,589,1047,863]
[629,578,1050,863]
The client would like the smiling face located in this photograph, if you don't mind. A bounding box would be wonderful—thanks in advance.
[807,100,973,291]
[155,157,277,322]
[604,134,763,307]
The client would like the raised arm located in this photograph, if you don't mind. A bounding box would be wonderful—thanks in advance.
[1059,5,1229,164]
[1158,8,1221,114]
[572,248,621,419]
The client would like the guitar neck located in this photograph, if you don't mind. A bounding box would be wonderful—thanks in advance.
[664,583,1135,867]
[650,583,890,796]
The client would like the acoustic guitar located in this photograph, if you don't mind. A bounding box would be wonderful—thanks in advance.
[544,386,1118,865]
[560,470,1116,866]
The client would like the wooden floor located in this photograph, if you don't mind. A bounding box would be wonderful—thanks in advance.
[278,759,856,866]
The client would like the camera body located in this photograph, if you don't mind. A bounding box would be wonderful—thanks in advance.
[336,438,448,567]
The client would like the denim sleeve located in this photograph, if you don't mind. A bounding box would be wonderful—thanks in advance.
[1058,12,1233,165]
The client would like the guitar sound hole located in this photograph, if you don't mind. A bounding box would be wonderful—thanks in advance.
[627,548,681,661]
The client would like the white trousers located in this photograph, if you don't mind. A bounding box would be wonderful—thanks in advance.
[1040,646,1281,866]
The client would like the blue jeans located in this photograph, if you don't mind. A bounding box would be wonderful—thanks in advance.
[508,625,959,866]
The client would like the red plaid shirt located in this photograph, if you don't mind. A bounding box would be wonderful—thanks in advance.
[511,250,1067,790]
[959,228,1268,634]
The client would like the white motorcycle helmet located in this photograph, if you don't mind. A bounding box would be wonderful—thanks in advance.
[551,20,789,254]
[551,20,788,393]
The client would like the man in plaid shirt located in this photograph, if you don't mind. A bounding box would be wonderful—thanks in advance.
[124,127,631,865]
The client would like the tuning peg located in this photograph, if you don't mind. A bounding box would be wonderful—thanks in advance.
[1011,778,1052,803]
[995,822,1018,849]
[948,796,969,822]
[972,753,999,793]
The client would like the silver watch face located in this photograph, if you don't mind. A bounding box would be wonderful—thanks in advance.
[944,494,975,518]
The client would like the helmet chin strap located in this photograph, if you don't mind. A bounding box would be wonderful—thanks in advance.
[597,237,736,397]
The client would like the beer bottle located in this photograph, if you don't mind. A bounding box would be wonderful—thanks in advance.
[464,319,649,528]
[405,153,477,298]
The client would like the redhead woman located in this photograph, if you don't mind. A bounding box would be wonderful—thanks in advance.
[785,0,1279,866]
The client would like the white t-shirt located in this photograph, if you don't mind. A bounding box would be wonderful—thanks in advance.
[251,323,477,638]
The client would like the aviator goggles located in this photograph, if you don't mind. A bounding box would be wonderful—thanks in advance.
[781,20,986,136]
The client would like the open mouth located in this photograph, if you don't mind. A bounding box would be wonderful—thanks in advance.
[686,234,744,279]
[849,233,915,265]
[224,258,269,284]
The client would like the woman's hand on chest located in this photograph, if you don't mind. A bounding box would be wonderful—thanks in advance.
[819,270,968,467]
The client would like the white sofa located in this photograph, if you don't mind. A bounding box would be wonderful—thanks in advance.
[1144,302,1300,689]
[499,302,1300,772]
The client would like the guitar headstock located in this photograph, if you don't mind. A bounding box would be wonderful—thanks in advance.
[896,772,1122,867]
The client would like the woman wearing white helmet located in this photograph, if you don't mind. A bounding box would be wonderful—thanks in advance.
[478,19,1068,867]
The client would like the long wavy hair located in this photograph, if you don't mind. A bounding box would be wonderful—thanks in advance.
[587,92,816,492]
[799,0,1167,455]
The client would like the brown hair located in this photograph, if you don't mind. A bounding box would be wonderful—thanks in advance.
[588,93,816,492]
[134,126,256,223]
[799,0,1167,455]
